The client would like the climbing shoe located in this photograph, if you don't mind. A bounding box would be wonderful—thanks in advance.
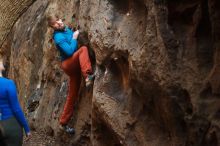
[85,74,95,87]
[59,125,75,134]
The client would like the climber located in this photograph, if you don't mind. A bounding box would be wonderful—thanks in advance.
[0,59,31,146]
[47,14,95,134]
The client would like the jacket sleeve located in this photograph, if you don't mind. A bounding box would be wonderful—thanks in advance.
[54,34,78,57]
[7,80,30,134]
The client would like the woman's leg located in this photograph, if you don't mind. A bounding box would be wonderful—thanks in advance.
[59,74,81,125]
[78,46,93,78]
[61,46,93,78]
[0,123,6,146]
[60,53,82,125]
[59,46,92,125]
[1,117,23,146]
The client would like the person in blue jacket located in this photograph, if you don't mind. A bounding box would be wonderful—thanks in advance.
[0,59,31,146]
[47,14,95,134]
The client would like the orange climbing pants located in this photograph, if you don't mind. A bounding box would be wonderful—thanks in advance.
[59,46,92,125]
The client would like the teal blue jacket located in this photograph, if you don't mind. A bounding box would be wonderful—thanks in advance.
[53,27,78,61]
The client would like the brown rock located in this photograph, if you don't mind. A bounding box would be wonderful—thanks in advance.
[1,0,220,145]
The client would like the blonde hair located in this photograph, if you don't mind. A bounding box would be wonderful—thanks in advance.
[0,58,4,70]
[46,14,60,27]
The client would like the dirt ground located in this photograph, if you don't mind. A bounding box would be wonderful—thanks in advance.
[23,131,56,146]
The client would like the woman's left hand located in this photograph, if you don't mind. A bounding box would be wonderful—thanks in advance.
[73,30,79,39]
[25,132,32,142]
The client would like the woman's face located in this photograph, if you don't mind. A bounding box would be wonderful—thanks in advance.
[0,61,5,72]
[50,18,65,30]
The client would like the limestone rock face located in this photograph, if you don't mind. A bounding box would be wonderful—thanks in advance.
[1,0,220,145]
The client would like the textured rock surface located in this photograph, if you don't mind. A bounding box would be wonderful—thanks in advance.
[0,0,36,46]
[0,0,220,145]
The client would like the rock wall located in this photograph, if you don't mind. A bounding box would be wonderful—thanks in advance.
[0,0,220,145]
[0,0,36,46]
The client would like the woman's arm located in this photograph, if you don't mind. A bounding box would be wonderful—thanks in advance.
[54,34,78,57]
[7,80,30,135]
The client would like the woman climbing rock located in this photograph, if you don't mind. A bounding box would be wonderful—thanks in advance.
[47,14,95,134]
[0,59,31,146]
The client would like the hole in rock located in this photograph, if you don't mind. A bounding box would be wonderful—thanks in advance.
[195,0,214,73]
[94,120,123,146]
[108,0,130,14]
[101,55,129,102]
